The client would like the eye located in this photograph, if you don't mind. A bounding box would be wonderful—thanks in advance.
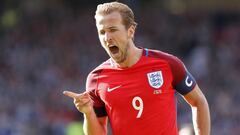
[109,28,117,32]
[99,30,105,35]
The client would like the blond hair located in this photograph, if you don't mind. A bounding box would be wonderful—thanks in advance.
[95,1,137,29]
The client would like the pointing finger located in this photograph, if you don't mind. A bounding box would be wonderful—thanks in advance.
[63,91,79,98]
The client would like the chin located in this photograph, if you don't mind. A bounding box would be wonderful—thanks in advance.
[114,57,126,64]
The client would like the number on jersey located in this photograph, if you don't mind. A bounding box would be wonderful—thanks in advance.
[132,96,144,118]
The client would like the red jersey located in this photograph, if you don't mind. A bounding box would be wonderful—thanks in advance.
[86,48,196,135]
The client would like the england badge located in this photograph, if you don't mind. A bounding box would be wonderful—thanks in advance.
[147,71,164,89]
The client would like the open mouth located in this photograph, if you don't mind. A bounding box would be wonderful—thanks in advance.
[109,45,119,54]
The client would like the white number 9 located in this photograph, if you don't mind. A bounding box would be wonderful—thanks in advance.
[132,96,144,118]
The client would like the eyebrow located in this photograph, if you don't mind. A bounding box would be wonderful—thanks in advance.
[98,26,117,32]
[106,26,117,29]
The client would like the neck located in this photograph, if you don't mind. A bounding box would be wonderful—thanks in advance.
[117,44,142,68]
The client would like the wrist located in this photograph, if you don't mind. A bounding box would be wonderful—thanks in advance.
[84,107,96,117]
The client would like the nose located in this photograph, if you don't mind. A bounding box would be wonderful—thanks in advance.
[104,32,112,43]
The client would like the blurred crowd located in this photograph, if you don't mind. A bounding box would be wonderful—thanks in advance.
[0,0,239,135]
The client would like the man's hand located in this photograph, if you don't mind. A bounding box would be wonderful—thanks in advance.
[63,91,93,114]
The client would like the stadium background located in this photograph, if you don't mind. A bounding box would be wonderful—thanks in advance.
[0,0,239,134]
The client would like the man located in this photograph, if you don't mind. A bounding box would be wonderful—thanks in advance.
[63,2,210,135]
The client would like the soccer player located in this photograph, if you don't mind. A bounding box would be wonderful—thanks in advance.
[63,2,211,135]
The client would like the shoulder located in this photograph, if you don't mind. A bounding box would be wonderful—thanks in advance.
[86,59,112,90]
[145,48,184,67]
[88,59,112,77]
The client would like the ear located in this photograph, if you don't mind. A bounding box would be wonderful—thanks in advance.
[128,25,136,39]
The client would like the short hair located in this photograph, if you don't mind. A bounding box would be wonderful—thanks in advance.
[95,1,137,29]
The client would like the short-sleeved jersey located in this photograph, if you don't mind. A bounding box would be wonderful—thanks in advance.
[86,48,196,135]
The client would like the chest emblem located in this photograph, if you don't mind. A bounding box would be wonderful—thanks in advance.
[147,71,164,89]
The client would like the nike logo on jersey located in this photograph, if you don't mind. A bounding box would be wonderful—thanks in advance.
[107,85,122,92]
[185,76,193,87]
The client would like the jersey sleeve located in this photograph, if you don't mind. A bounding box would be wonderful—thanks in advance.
[86,70,107,117]
[168,55,197,95]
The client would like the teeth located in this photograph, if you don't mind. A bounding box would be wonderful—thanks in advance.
[109,45,115,47]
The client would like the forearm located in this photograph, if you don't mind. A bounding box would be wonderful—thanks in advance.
[83,110,107,135]
[191,98,211,135]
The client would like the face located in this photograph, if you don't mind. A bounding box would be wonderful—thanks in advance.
[96,11,135,63]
